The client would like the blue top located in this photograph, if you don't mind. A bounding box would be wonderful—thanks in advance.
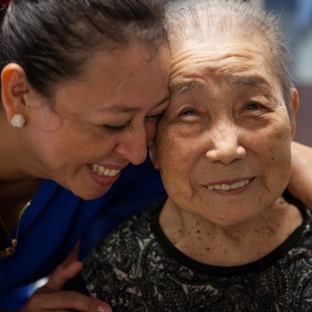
[0,156,165,309]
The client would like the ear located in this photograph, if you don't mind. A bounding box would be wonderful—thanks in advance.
[290,88,299,139]
[1,63,31,123]
[148,141,160,169]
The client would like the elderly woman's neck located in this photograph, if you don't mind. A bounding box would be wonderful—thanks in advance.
[159,197,303,266]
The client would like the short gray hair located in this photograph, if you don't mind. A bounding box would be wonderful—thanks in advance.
[166,0,293,115]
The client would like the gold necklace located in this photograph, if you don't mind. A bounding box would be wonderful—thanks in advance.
[0,200,31,258]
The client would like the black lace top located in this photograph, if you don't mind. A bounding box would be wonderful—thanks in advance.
[67,192,312,312]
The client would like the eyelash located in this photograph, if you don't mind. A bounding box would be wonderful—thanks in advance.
[104,124,127,133]
[145,112,163,121]
[179,108,198,116]
[245,102,263,110]
[182,110,196,115]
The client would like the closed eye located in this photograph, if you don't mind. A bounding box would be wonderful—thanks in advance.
[104,124,126,132]
[145,112,163,121]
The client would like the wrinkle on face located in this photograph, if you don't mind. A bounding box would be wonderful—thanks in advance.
[155,34,293,229]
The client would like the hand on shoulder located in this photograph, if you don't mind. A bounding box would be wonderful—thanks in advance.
[20,262,111,312]
[289,141,312,209]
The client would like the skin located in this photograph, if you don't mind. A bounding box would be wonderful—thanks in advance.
[19,262,112,312]
[1,24,312,312]
[150,34,303,266]
[0,42,170,311]
[289,141,312,208]
[1,42,170,200]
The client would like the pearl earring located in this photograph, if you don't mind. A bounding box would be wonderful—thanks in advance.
[11,114,26,128]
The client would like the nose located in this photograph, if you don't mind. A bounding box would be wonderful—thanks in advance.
[113,128,148,165]
[205,122,246,165]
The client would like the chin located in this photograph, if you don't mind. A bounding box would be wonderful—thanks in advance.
[73,186,113,201]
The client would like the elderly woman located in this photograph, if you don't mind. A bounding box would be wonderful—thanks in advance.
[65,1,312,310]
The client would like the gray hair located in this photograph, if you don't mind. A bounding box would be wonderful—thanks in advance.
[166,0,294,115]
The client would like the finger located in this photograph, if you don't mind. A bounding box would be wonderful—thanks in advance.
[45,262,83,292]
[25,290,112,312]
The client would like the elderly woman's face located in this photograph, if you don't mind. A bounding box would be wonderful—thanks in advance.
[151,35,298,226]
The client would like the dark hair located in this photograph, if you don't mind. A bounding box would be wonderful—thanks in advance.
[0,0,167,98]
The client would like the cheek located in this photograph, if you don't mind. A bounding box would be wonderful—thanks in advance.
[268,139,292,176]
[32,104,63,132]
[156,135,194,198]
[270,119,292,158]
[145,123,157,143]
[259,121,292,186]
[156,131,178,172]
[264,149,291,198]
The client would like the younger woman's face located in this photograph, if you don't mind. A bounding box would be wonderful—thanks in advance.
[22,43,170,200]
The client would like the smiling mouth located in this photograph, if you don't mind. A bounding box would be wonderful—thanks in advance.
[207,179,250,191]
[88,164,120,177]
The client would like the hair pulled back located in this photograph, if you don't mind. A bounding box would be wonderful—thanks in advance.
[166,0,294,115]
[0,0,167,98]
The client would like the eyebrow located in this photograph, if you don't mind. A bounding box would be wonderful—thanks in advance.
[169,81,206,97]
[228,76,270,88]
[100,94,169,113]
[169,76,270,98]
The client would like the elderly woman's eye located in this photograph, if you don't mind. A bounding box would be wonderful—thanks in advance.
[245,102,262,110]
[180,109,197,116]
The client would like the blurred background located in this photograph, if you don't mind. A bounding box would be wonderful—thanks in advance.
[264,0,312,147]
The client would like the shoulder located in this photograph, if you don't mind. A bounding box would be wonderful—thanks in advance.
[85,203,159,262]
[80,201,163,287]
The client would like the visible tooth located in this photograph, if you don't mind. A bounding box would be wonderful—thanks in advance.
[107,169,113,176]
[98,166,105,175]
[230,182,239,189]
[207,179,250,191]
[92,164,99,172]
[109,169,119,177]
[90,164,121,177]
[221,184,230,191]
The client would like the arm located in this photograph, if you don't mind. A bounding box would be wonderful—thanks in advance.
[19,262,111,312]
[289,141,312,208]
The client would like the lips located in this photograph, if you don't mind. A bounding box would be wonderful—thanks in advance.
[207,179,250,191]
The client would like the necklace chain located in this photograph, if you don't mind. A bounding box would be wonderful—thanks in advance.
[0,200,31,258]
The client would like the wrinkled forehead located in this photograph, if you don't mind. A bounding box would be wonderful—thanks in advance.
[167,6,273,72]
[168,34,277,94]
